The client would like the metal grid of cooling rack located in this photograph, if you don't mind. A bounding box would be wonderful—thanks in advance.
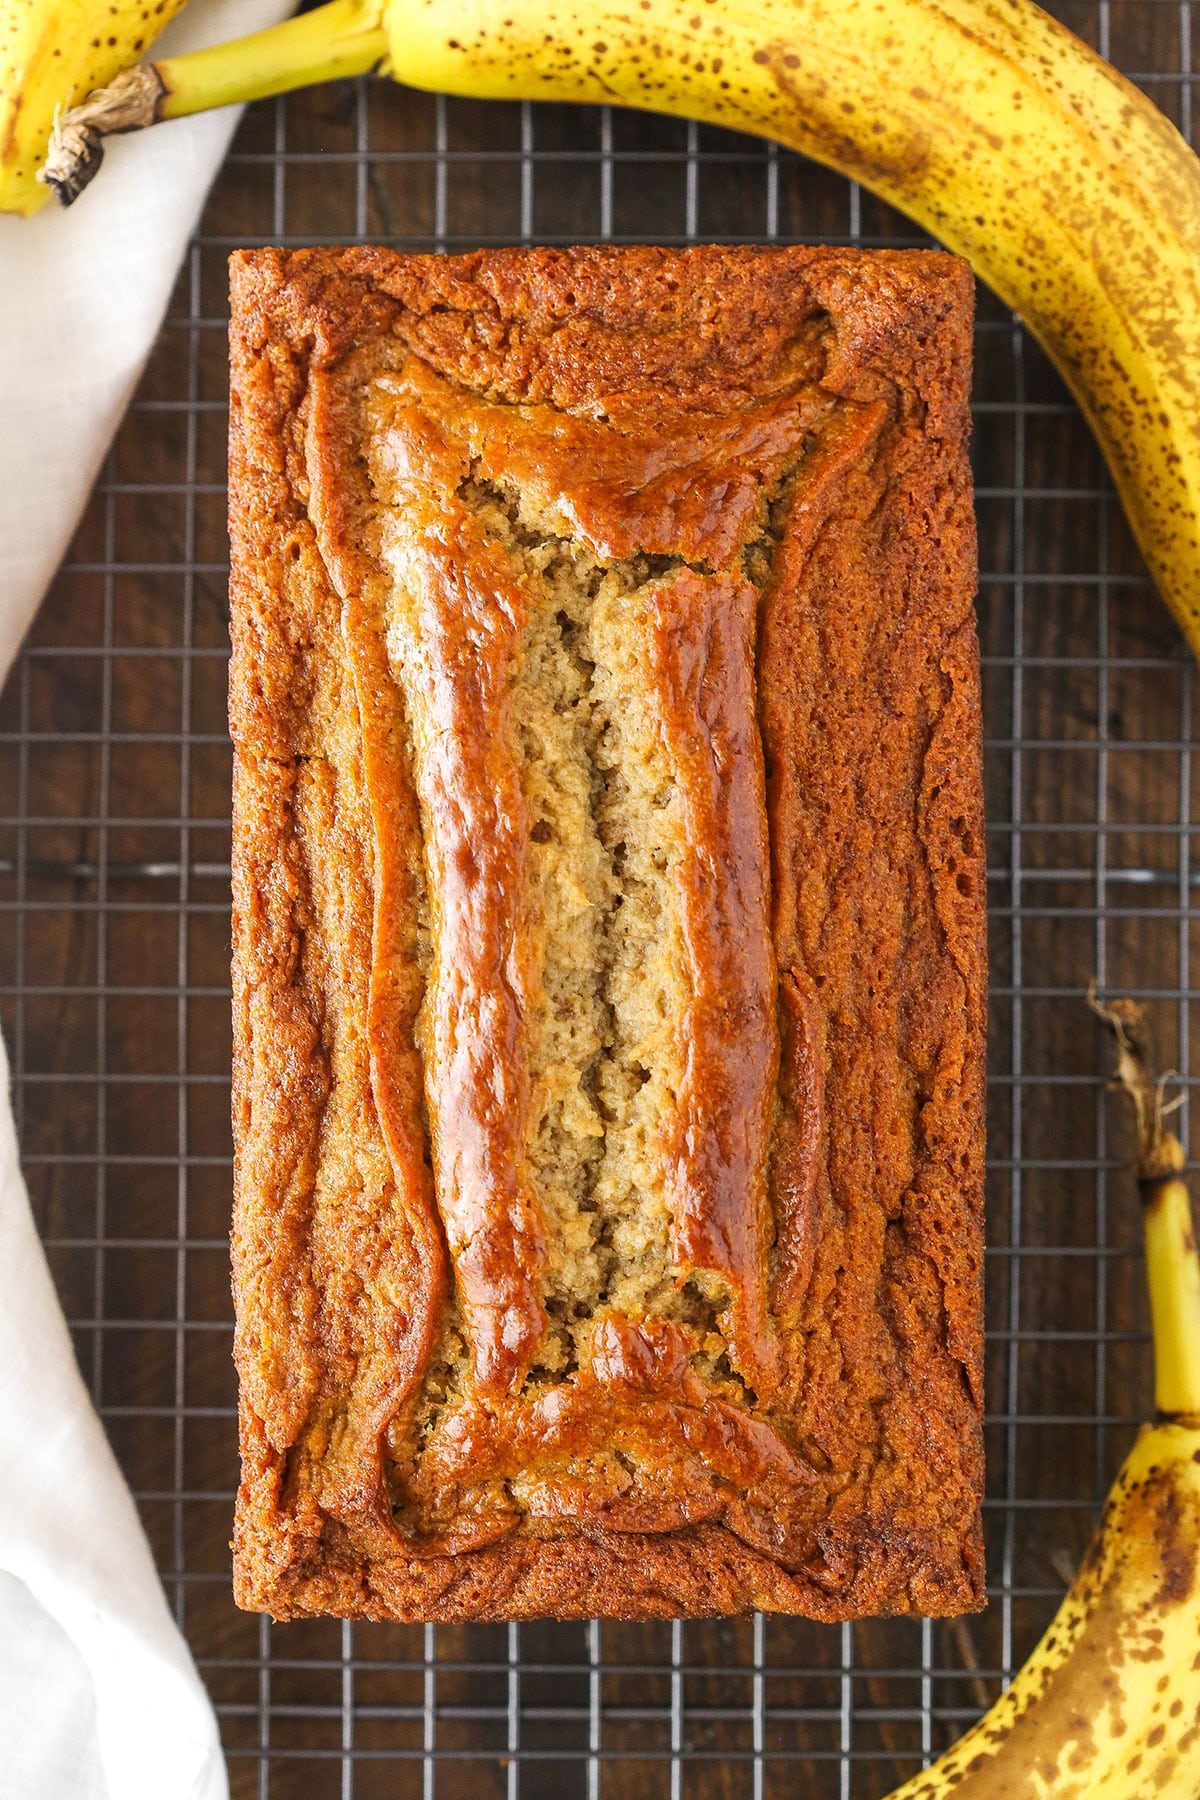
[1,3,1197,1795]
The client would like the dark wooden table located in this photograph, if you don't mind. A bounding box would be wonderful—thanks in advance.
[1,5,1195,1792]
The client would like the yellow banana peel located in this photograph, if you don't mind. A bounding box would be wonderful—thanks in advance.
[884,1443,1200,1795]
[0,0,190,215]
[881,999,1200,1800]
[884,1421,1200,1800]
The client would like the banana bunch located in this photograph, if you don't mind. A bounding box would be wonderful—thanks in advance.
[0,0,190,215]
[29,0,1200,666]
[883,994,1200,1797]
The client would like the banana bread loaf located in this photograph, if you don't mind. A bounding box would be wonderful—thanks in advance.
[228,242,986,1622]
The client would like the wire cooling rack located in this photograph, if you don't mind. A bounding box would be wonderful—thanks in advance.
[1,3,1197,1795]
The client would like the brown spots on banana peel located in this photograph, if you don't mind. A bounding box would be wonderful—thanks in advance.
[0,85,22,165]
[1145,1477,1198,1611]
[763,45,932,188]
[882,1430,1200,1796]
[1,0,190,213]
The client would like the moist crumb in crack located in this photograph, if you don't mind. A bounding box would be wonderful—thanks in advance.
[495,476,699,1377]
[368,437,782,1414]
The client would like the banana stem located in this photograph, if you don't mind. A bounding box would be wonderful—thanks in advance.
[153,0,388,119]
[41,0,388,204]
[1091,991,1200,1420]
[1142,1162,1200,1418]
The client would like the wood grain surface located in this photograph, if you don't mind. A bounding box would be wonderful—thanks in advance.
[0,4,1195,1792]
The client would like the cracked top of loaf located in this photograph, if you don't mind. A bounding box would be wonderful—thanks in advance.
[228,242,986,1623]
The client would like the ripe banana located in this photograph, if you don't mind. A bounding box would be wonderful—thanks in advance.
[881,998,1200,1800]
[0,0,190,215]
[888,1432,1200,1798]
[35,0,1200,664]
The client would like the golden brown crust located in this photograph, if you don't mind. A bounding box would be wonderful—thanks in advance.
[229,243,985,1622]
[639,565,782,1400]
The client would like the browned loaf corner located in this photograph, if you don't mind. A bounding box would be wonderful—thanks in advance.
[228,243,985,1623]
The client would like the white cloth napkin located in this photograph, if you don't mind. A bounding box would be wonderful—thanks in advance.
[0,3,292,1793]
